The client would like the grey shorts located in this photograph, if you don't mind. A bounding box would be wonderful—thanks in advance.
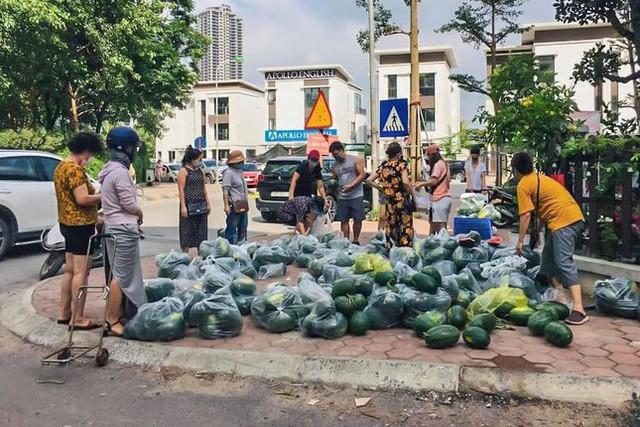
[430,197,452,223]
[540,221,583,287]
[336,197,365,222]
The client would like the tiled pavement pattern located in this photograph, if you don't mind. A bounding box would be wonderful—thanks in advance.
[31,229,640,379]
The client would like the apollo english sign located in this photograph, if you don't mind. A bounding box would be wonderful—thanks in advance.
[265,129,337,142]
[264,69,335,81]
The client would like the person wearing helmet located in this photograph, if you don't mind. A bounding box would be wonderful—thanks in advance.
[98,126,147,337]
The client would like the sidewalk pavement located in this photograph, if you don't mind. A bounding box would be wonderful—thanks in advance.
[4,226,640,407]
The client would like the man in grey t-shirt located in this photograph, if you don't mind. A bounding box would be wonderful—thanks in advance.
[330,141,366,244]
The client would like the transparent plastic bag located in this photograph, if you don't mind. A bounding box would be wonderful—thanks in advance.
[365,230,387,255]
[298,280,333,308]
[451,268,483,297]
[189,290,243,339]
[457,193,485,216]
[200,237,232,259]
[202,266,233,294]
[399,284,451,327]
[468,286,528,319]
[413,187,431,211]
[123,297,186,342]
[252,245,293,269]
[540,288,574,312]
[363,286,404,329]
[257,263,287,280]
[327,237,351,250]
[480,255,529,278]
[144,278,176,303]
[250,286,306,333]
[353,253,392,275]
[477,203,501,221]
[176,288,207,327]
[431,260,458,277]
[230,245,257,279]
[301,300,348,339]
[452,246,489,270]
[594,278,639,319]
[390,246,422,270]
[486,266,541,306]
[287,233,320,256]
[309,214,333,238]
[491,246,541,269]
[155,250,191,279]
[320,264,351,284]
[393,262,419,280]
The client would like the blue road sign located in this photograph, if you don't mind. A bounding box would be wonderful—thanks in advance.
[194,136,206,150]
[380,99,409,138]
[264,129,337,143]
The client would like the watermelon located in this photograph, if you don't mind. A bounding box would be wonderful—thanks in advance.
[413,311,446,337]
[302,311,348,339]
[508,306,536,326]
[332,279,356,299]
[441,276,460,302]
[348,311,370,336]
[199,237,231,259]
[230,276,257,296]
[462,326,491,349]
[412,273,438,294]
[334,296,356,316]
[250,287,306,333]
[544,321,573,347]
[527,309,559,336]
[469,313,497,333]
[421,266,443,287]
[447,305,468,330]
[375,271,397,286]
[424,325,460,349]
[144,278,176,303]
[536,301,571,321]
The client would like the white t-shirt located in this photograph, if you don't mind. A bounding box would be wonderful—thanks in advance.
[464,160,486,190]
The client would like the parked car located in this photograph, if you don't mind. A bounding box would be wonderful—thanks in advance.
[197,162,217,184]
[161,163,181,182]
[0,150,100,260]
[242,163,260,187]
[448,160,466,182]
[256,156,373,222]
[202,159,225,183]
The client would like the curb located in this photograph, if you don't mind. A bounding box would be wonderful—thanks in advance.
[2,283,639,408]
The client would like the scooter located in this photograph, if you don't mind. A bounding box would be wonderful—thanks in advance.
[39,215,104,281]
[487,186,519,228]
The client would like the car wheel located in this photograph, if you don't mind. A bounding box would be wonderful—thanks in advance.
[453,171,465,182]
[0,216,13,261]
[261,212,278,222]
[326,196,337,222]
[39,252,65,280]
[205,174,214,184]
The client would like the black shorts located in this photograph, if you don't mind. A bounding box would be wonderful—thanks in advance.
[59,223,96,256]
[336,197,365,222]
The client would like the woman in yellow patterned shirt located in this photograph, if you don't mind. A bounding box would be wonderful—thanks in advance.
[53,132,104,330]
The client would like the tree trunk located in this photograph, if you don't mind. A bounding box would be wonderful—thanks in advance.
[68,83,79,132]
[631,0,640,132]
[409,0,420,181]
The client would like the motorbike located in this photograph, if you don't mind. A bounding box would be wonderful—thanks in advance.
[39,214,105,281]
[487,186,518,228]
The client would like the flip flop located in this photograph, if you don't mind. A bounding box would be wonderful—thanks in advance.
[57,318,71,325]
[103,320,124,337]
[68,321,100,331]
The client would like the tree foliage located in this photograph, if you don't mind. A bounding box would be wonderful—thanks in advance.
[0,0,207,137]
[354,0,416,52]
[477,55,579,169]
[555,0,640,130]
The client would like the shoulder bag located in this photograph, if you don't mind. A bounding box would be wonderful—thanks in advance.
[232,172,249,213]
[528,173,541,249]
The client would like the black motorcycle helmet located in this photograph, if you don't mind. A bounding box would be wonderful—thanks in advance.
[106,126,142,162]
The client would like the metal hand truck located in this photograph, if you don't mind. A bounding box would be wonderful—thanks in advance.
[38,233,117,384]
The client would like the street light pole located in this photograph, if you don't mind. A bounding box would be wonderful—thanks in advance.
[368,0,379,202]
[409,0,420,182]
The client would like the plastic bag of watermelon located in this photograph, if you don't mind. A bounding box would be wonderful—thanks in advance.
[365,230,387,255]
[363,285,404,329]
[252,245,294,269]
[431,260,458,277]
[320,264,351,284]
[202,265,233,294]
[390,246,422,270]
[452,246,489,271]
[467,286,528,319]
[200,237,232,259]
[352,253,392,275]
[491,246,540,269]
[298,280,333,310]
[250,286,306,333]
[124,297,186,342]
[399,284,451,328]
[190,288,243,339]
[301,299,348,339]
[257,263,287,280]
[594,278,639,319]
[144,278,176,303]
[484,265,541,305]
[155,250,191,279]
[229,245,257,279]
[176,288,207,327]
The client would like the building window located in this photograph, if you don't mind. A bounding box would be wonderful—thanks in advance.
[200,100,207,139]
[169,151,176,162]
[267,89,276,103]
[419,73,435,96]
[219,149,230,162]
[268,118,276,130]
[157,151,162,160]
[354,93,362,112]
[421,108,435,132]
[217,97,229,115]
[537,55,555,74]
[246,149,256,159]
[304,88,328,109]
[217,123,229,140]
[388,75,397,99]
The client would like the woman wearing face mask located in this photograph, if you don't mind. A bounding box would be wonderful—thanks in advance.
[222,150,250,244]
[288,150,327,201]
[367,142,414,251]
[53,132,104,329]
[178,146,210,254]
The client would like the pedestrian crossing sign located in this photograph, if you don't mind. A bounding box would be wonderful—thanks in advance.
[304,90,333,130]
[380,98,409,138]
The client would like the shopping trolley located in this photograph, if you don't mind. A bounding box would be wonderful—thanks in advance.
[37,233,117,384]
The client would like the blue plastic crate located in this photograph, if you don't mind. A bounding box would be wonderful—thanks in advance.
[453,217,493,240]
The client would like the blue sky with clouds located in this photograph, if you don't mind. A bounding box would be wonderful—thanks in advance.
[194,0,557,123]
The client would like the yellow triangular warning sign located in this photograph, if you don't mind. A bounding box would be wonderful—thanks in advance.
[304,90,333,130]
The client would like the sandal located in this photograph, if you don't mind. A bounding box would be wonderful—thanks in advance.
[68,320,100,331]
[57,318,71,325]
[103,320,124,337]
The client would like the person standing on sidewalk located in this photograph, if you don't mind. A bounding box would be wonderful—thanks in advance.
[53,132,104,330]
[464,146,487,193]
[222,150,249,244]
[415,145,451,235]
[155,160,164,183]
[178,147,210,254]
[511,152,588,325]
[98,126,147,336]
[289,150,327,200]
[330,141,366,244]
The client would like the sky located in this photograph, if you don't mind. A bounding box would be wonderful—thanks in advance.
[193,0,558,123]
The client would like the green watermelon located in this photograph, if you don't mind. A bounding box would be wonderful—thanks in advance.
[348,311,370,336]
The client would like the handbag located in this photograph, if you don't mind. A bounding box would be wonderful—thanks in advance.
[413,187,431,211]
[187,201,207,217]
[232,200,249,213]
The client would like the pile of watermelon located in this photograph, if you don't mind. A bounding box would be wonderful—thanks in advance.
[127,231,577,350]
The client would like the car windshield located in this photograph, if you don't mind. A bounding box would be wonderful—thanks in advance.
[203,160,217,167]
[242,163,258,172]
[168,164,180,171]
[262,161,300,177]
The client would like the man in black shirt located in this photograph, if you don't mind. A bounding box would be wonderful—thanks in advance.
[289,150,327,201]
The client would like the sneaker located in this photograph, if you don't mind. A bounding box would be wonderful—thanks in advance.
[565,310,589,325]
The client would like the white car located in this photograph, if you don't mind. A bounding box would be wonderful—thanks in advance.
[0,150,100,260]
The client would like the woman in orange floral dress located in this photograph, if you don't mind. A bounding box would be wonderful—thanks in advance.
[366,142,414,251]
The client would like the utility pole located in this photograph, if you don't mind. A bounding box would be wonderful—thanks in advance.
[409,0,420,181]
[368,0,379,207]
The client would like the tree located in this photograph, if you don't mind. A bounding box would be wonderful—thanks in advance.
[0,0,207,137]
[478,55,579,170]
[554,0,640,132]
[354,0,415,52]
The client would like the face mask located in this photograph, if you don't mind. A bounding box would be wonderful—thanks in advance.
[471,155,479,161]
[81,156,92,167]
[234,162,244,169]
[309,160,318,168]
[333,154,343,162]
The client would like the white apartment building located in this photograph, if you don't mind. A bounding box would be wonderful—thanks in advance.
[197,4,244,82]
[375,46,461,146]
[258,65,368,151]
[489,22,636,129]
[155,81,264,163]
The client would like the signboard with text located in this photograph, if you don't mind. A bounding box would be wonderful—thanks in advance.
[306,134,338,156]
[264,128,337,143]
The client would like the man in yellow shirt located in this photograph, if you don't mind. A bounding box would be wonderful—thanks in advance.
[512,152,587,325]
